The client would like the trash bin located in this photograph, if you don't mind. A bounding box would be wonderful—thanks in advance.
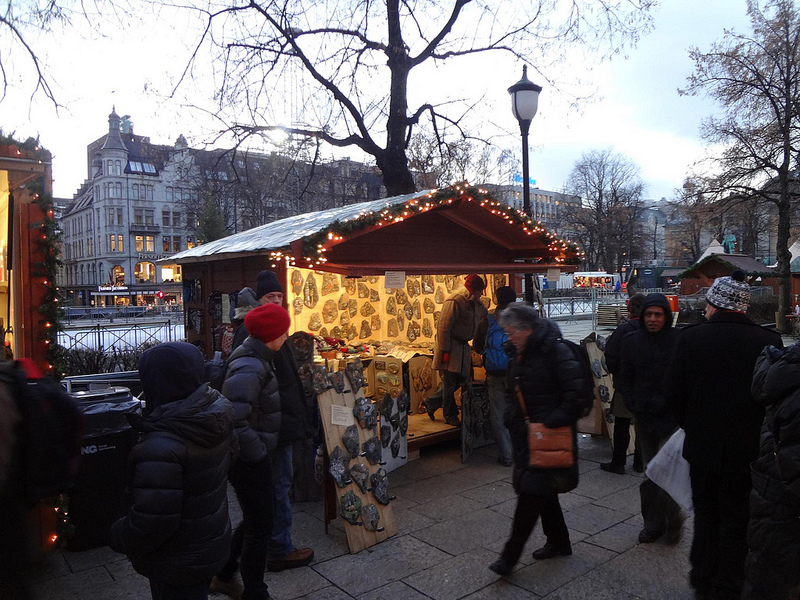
[66,386,140,551]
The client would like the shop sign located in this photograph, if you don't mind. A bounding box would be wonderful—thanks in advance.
[384,271,405,290]
[98,285,128,292]
[138,254,166,261]
[547,268,561,282]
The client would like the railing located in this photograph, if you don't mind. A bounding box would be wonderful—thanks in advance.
[63,306,183,325]
[58,319,186,352]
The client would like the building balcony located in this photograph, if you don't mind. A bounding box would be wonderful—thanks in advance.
[129,224,161,234]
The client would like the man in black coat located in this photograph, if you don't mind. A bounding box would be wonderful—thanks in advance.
[618,293,683,545]
[601,292,645,474]
[665,270,782,600]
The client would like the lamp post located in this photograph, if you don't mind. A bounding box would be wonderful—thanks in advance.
[509,65,543,303]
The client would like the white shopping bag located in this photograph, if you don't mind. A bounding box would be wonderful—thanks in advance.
[645,428,693,512]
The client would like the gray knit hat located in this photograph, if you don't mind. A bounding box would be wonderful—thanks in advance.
[234,287,260,321]
[706,270,749,313]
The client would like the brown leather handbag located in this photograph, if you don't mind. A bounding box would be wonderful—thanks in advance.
[516,388,574,468]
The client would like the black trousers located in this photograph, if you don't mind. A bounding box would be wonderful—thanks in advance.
[689,465,752,599]
[500,493,569,566]
[635,422,682,535]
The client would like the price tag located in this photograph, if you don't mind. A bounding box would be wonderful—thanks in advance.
[331,404,355,426]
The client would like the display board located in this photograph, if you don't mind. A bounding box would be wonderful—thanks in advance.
[577,334,610,436]
[314,359,398,554]
[288,268,508,344]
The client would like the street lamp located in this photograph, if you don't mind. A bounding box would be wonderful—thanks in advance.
[509,65,543,303]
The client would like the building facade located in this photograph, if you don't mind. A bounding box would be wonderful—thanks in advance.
[485,183,581,237]
[59,109,384,307]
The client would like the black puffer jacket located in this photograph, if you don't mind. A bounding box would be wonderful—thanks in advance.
[742,344,800,599]
[108,385,234,586]
[223,336,282,462]
[506,318,586,495]
[604,317,639,378]
[274,343,312,445]
[618,294,679,436]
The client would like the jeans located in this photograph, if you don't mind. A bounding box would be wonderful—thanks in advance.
[500,493,569,566]
[635,422,682,535]
[689,465,752,599]
[441,370,463,420]
[148,580,209,600]
[486,374,512,462]
[268,444,295,559]
[218,457,273,600]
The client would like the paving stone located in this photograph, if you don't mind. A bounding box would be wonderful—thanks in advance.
[575,435,612,463]
[557,492,594,513]
[564,503,631,536]
[356,580,431,600]
[635,513,694,558]
[31,551,71,581]
[392,470,483,504]
[511,542,617,597]
[31,565,114,598]
[585,545,694,599]
[461,480,517,507]
[83,573,152,600]
[267,566,332,600]
[289,508,350,564]
[295,586,356,600]
[411,508,512,556]
[483,528,590,569]
[489,497,519,519]
[388,495,420,513]
[584,522,640,553]
[394,506,438,534]
[311,534,449,596]
[62,545,126,573]
[104,557,139,581]
[540,575,640,599]
[577,459,599,474]
[590,481,642,516]
[462,580,541,599]
[403,547,504,600]
[414,493,486,521]
[569,468,640,500]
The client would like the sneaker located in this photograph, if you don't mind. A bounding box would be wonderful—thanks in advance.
[637,528,664,544]
[532,541,572,560]
[600,462,625,475]
[267,547,314,572]
[488,558,513,576]
[209,576,243,599]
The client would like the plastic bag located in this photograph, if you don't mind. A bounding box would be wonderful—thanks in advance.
[645,428,693,512]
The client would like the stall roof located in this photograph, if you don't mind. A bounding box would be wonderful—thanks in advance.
[167,184,584,275]
[678,253,775,279]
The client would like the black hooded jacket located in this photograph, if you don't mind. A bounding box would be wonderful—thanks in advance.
[618,294,679,435]
[109,343,235,586]
[741,343,800,599]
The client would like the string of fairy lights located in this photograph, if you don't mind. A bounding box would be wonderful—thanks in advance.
[291,182,583,268]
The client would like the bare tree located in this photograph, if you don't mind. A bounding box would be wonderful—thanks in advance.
[681,0,800,331]
[562,149,646,273]
[174,0,655,196]
[665,177,721,265]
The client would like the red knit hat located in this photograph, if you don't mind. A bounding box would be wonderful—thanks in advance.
[464,274,486,292]
[244,303,291,343]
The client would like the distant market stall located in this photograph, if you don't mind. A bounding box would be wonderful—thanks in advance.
[677,253,778,295]
[168,183,584,461]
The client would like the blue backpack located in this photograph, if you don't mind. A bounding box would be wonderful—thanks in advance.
[483,314,509,373]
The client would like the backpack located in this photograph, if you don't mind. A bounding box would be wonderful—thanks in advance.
[1,361,83,502]
[205,351,229,392]
[556,339,596,418]
[483,314,509,373]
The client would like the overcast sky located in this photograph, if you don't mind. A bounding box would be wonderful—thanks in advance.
[3,0,751,201]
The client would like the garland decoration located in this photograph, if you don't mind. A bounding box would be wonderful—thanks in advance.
[299,182,583,267]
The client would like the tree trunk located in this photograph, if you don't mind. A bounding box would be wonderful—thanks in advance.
[776,196,791,333]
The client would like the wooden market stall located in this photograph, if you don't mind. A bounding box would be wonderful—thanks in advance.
[678,253,778,295]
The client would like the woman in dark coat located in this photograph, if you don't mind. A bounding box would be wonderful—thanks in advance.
[742,343,800,600]
[109,342,235,600]
[488,303,588,576]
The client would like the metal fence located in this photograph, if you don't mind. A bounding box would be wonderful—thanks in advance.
[62,306,184,325]
[58,320,186,352]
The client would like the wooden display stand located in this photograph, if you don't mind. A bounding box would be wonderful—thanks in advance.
[317,376,398,554]
[577,334,610,436]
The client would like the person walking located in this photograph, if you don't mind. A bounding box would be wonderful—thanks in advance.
[618,293,683,545]
[665,270,781,600]
[425,274,489,427]
[473,285,517,467]
[109,342,235,600]
[211,303,290,600]
[601,293,645,474]
[742,342,800,599]
[488,303,589,576]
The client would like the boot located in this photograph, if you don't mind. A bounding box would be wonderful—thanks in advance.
[532,541,572,560]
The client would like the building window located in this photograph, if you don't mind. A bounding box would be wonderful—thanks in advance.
[134,261,156,283]
[135,235,144,252]
[147,185,154,200]
[162,210,171,226]
[116,235,124,252]
[146,236,155,252]
[163,236,171,252]
[115,182,122,198]
[166,187,174,202]
[187,236,195,249]
[114,160,121,175]
[161,264,182,283]
[173,211,181,228]
[110,234,116,252]
[112,265,125,285]
[172,236,181,252]
[133,209,144,225]
[145,210,154,226]
[132,184,139,199]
